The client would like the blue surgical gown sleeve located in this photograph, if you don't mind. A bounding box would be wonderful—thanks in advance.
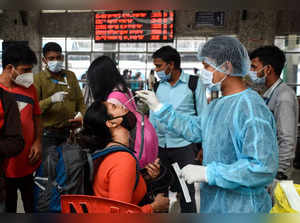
[154,104,203,143]
[206,118,278,189]
[195,79,208,115]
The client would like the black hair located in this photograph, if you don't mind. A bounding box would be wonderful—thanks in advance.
[87,56,128,101]
[152,46,181,69]
[43,42,62,57]
[78,100,112,152]
[2,45,37,69]
[250,45,286,76]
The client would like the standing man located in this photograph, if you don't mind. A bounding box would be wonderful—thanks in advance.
[137,36,278,213]
[34,42,86,153]
[0,44,42,212]
[149,46,207,213]
[249,45,298,180]
[0,88,24,212]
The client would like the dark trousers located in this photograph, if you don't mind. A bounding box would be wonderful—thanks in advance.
[5,174,34,213]
[158,144,197,213]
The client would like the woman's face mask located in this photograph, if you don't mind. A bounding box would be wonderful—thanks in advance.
[120,111,137,131]
[109,110,137,132]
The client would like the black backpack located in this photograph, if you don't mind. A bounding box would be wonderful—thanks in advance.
[33,143,140,213]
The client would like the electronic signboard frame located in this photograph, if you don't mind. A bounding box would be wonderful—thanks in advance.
[93,10,176,43]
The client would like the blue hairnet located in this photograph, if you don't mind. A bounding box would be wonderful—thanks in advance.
[197,36,251,77]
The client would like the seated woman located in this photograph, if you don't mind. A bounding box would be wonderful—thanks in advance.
[87,56,158,169]
[78,100,169,213]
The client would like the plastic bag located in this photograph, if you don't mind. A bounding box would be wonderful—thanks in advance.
[270,181,300,213]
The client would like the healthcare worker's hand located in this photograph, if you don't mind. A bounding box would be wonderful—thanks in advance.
[136,90,163,111]
[51,91,68,103]
[180,164,207,184]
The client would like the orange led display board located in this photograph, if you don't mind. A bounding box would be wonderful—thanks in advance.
[94,10,175,42]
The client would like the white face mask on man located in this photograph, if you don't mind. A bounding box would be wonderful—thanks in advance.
[12,70,34,88]
[47,60,64,73]
[199,62,228,91]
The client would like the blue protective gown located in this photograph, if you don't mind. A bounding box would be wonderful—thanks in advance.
[153,88,278,213]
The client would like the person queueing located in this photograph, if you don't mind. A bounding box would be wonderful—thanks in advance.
[0,88,24,212]
[136,36,278,213]
[249,46,298,180]
[149,46,207,213]
[0,45,42,213]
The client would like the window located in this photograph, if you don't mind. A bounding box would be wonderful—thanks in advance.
[42,36,211,90]
[93,42,117,51]
[42,37,66,51]
[67,54,91,88]
[275,35,300,95]
[120,43,146,52]
[176,37,206,52]
[148,42,175,52]
[67,38,91,52]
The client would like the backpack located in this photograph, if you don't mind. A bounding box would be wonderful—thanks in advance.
[33,143,140,213]
[108,91,159,169]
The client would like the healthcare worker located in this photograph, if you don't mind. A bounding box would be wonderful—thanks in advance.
[136,36,278,213]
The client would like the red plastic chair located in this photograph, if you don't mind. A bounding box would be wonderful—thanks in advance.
[61,195,143,214]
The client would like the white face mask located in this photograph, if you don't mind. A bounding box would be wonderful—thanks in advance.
[199,63,227,91]
[248,66,267,84]
[13,72,34,88]
[47,60,63,73]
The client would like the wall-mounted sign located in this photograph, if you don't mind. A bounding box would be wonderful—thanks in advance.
[94,10,175,42]
[195,12,225,27]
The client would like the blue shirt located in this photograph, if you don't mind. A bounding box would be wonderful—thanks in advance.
[149,71,207,148]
